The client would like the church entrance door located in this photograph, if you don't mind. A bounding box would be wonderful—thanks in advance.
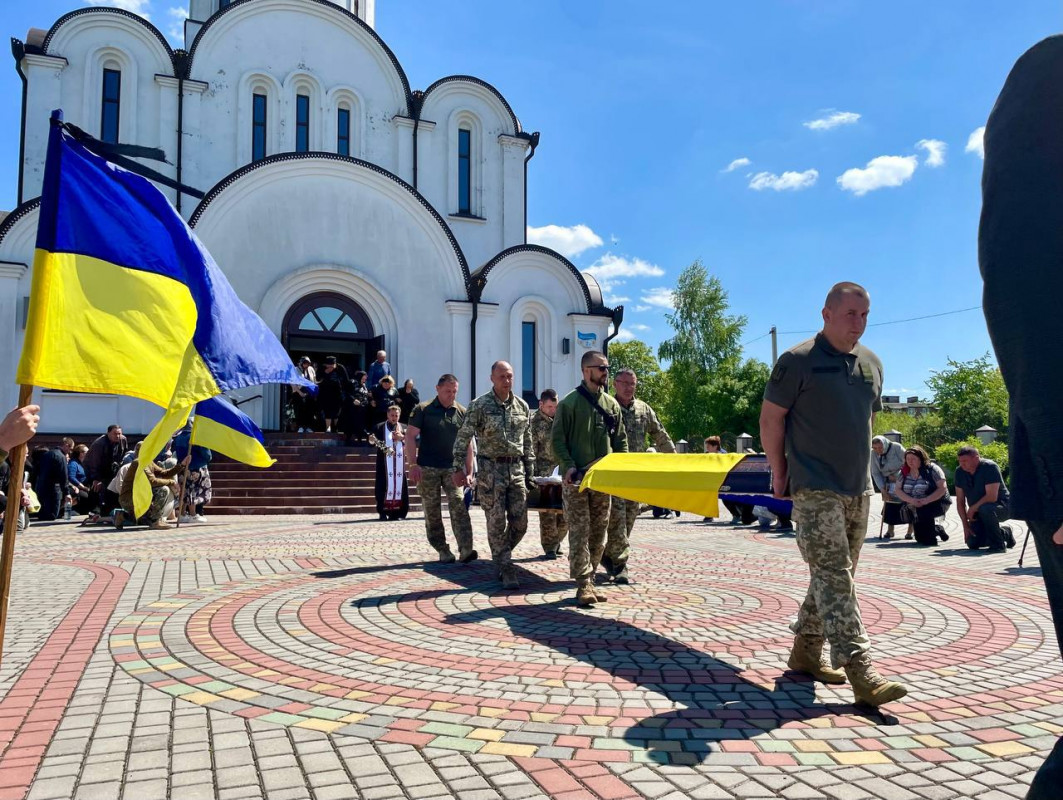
[281,292,380,429]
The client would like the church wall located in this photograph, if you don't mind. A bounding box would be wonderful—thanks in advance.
[419,85,528,271]
[185,0,408,200]
[23,16,176,203]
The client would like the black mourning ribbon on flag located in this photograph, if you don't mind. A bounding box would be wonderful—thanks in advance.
[54,118,205,199]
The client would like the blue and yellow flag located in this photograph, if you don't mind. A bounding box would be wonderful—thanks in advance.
[580,452,748,518]
[17,112,312,514]
[191,396,274,468]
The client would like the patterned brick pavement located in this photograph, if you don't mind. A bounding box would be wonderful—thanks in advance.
[0,500,1058,799]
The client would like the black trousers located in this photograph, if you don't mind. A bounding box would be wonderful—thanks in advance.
[1027,519,1063,800]
[912,500,948,546]
[967,501,1009,549]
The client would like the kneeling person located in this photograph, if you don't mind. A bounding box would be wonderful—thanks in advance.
[955,445,1015,551]
[117,442,189,530]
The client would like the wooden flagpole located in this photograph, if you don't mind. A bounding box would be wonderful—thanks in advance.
[0,384,36,665]
[176,471,187,528]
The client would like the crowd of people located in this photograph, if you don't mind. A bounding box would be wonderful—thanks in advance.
[289,349,422,446]
[0,420,213,532]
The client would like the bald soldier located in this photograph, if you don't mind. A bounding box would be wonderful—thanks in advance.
[602,367,675,583]
[530,389,567,559]
[452,361,534,589]
[760,281,907,707]
[553,350,629,607]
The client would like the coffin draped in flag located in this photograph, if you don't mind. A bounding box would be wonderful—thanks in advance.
[579,452,751,517]
[17,111,312,514]
[192,396,275,469]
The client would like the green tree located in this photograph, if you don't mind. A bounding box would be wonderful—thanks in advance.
[926,355,1009,441]
[655,260,768,442]
[608,339,669,422]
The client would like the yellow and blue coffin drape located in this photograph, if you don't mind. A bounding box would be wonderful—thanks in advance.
[192,396,275,469]
[17,112,312,514]
[580,452,748,517]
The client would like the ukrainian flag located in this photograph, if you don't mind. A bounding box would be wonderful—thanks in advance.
[17,112,312,514]
[192,396,275,469]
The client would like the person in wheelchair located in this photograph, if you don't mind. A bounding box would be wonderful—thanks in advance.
[892,446,950,546]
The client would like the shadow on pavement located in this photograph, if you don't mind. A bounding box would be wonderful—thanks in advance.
[331,559,896,764]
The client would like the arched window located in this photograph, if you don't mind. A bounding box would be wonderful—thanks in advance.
[100,67,121,144]
[337,106,351,156]
[252,93,267,161]
[457,127,472,214]
[521,319,537,405]
[284,293,374,341]
[296,94,310,153]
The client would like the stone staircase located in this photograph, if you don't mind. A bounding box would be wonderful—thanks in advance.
[207,433,421,515]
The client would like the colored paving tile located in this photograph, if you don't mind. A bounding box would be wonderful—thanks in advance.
[1,507,1058,800]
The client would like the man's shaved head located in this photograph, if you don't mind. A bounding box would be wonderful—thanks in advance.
[824,281,870,309]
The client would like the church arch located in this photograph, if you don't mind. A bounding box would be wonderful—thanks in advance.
[43,7,175,75]
[237,71,283,164]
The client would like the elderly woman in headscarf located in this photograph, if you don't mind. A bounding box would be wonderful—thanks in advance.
[871,435,908,539]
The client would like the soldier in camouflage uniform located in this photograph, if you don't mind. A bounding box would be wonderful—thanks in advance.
[553,351,629,607]
[603,368,675,583]
[530,389,567,558]
[407,374,476,564]
[761,282,907,707]
[452,361,534,589]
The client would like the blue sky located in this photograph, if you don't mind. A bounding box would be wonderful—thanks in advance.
[1,1,1059,397]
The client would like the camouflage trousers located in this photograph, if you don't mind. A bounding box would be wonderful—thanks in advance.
[790,490,872,667]
[563,484,611,585]
[539,511,568,553]
[121,486,174,526]
[476,460,528,570]
[419,466,474,556]
[602,497,639,574]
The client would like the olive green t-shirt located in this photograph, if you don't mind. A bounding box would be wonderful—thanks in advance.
[408,398,466,469]
[763,333,883,496]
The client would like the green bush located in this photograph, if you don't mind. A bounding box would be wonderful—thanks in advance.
[934,438,1010,488]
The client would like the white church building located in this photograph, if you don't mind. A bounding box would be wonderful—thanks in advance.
[0,0,621,433]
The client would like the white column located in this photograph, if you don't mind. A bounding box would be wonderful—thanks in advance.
[0,262,27,412]
[499,135,530,249]
[21,54,67,201]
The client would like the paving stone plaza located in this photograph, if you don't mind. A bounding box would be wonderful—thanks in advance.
[0,500,1058,800]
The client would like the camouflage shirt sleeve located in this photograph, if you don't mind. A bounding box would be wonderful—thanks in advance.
[647,406,676,453]
[451,399,479,467]
[522,403,535,477]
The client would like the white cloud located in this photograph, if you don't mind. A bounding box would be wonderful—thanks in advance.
[167,6,189,41]
[526,223,603,258]
[640,287,675,310]
[632,305,653,313]
[613,329,637,341]
[89,0,151,18]
[748,169,818,192]
[965,126,986,159]
[584,253,664,282]
[836,155,918,196]
[628,323,651,332]
[722,157,751,173]
[804,110,861,131]
[583,253,665,307]
[916,138,947,167]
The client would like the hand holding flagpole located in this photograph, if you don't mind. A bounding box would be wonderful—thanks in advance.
[0,388,40,665]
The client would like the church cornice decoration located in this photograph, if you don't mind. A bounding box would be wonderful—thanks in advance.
[473,245,614,317]
[186,0,412,113]
[187,151,471,289]
[0,197,41,248]
[42,7,176,68]
[421,75,522,135]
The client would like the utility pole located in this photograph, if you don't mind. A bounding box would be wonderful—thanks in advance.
[770,326,778,366]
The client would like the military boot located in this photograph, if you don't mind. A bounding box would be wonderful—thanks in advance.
[500,565,519,589]
[576,584,597,607]
[593,587,608,602]
[438,549,456,564]
[844,653,908,707]
[458,548,478,564]
[787,635,846,684]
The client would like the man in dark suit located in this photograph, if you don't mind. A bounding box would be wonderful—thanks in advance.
[980,35,1063,800]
